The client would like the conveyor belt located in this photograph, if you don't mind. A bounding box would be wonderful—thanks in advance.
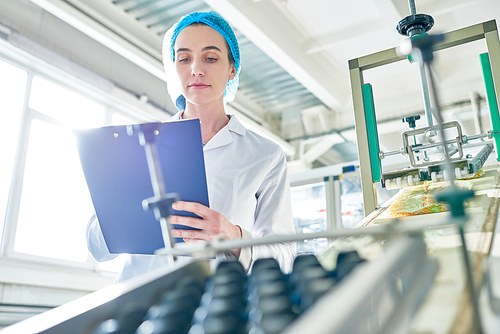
[0,236,436,334]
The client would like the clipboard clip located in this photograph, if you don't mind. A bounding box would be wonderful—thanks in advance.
[126,123,165,146]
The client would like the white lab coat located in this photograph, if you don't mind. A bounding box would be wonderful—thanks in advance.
[87,113,296,282]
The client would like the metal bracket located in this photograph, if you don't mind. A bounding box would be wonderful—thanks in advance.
[402,121,463,167]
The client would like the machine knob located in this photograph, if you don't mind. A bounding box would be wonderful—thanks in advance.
[402,115,421,129]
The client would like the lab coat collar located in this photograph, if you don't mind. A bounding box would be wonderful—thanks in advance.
[169,111,246,150]
[204,114,245,150]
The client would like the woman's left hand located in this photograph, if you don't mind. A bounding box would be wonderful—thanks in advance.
[169,201,242,255]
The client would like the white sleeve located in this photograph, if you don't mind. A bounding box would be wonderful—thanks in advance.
[86,213,118,262]
[237,227,253,270]
[250,149,296,274]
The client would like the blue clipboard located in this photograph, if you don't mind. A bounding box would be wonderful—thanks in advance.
[75,119,209,255]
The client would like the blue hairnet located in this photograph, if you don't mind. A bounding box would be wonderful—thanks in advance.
[162,11,241,111]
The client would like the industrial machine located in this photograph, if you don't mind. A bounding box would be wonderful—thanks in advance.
[349,17,500,215]
[347,1,500,332]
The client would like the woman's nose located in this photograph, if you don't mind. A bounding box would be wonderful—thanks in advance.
[191,60,205,76]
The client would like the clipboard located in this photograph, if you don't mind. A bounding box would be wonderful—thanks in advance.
[75,119,209,255]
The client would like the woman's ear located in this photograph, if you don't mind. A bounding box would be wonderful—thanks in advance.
[229,65,236,80]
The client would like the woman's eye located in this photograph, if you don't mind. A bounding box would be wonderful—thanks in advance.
[206,57,217,62]
[178,58,190,63]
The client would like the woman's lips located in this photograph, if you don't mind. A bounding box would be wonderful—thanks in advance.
[189,83,210,89]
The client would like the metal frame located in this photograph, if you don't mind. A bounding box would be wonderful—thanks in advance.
[402,120,464,167]
[349,20,500,216]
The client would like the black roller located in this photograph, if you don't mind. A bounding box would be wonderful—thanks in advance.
[215,261,246,279]
[259,312,296,334]
[256,281,289,297]
[292,254,321,271]
[93,306,147,334]
[336,250,366,281]
[256,295,293,315]
[249,269,285,289]
[206,297,247,321]
[135,317,190,334]
[251,258,281,274]
[212,271,246,286]
[299,277,336,310]
[203,314,247,334]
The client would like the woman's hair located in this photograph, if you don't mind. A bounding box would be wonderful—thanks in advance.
[162,11,241,111]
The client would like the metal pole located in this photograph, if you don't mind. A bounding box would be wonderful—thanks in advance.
[143,142,176,265]
[425,58,483,334]
[424,62,456,188]
[131,123,178,265]
[155,215,464,257]
[419,65,434,127]
[405,0,434,127]
[408,0,416,16]
[349,62,378,215]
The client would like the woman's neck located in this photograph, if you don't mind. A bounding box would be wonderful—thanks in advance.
[183,103,229,144]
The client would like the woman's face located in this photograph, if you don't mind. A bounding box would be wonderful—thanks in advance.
[174,24,236,109]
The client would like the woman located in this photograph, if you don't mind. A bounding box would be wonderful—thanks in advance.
[87,11,296,282]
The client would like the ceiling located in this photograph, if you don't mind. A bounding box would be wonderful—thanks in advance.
[2,0,500,174]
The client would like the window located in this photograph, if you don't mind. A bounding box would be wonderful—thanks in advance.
[290,168,367,255]
[0,53,154,274]
[14,120,94,261]
[0,34,170,292]
[340,177,364,228]
[12,76,105,262]
[112,112,136,126]
[0,61,27,247]
[29,76,105,129]
[291,182,328,254]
